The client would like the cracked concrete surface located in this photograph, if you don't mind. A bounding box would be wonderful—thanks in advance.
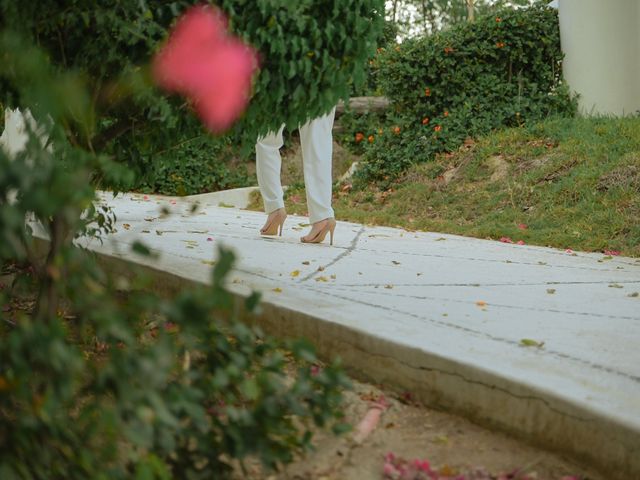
[65,190,640,478]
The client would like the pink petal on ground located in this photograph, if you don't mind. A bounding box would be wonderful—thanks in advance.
[207,237,214,242]
[412,459,431,472]
[565,248,574,254]
[500,237,514,244]
[143,195,149,200]
[152,5,258,132]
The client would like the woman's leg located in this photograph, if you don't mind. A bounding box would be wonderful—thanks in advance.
[298,107,336,224]
[255,124,286,214]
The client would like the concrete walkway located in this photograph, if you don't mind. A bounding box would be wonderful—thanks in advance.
[84,190,640,478]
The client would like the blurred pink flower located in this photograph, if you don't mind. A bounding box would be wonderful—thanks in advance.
[153,5,258,133]
[516,240,525,245]
[604,249,621,256]
[500,236,514,244]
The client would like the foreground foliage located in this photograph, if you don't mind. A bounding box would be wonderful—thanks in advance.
[0,10,350,479]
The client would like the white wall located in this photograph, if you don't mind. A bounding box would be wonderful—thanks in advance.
[558,0,640,116]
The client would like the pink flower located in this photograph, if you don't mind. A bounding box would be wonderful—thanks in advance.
[384,452,396,463]
[152,5,258,133]
[412,459,431,472]
[517,223,528,230]
[310,365,321,376]
[383,463,397,476]
[143,195,149,200]
[207,237,214,242]
[516,240,525,245]
[565,248,574,254]
[500,237,514,244]
[604,250,621,256]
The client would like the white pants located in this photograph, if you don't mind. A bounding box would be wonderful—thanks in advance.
[255,108,336,224]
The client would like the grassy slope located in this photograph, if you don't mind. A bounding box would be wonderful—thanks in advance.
[251,117,640,257]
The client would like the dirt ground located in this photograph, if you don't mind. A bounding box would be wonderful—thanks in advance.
[236,376,604,480]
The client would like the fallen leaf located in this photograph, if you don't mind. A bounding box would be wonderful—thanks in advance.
[302,261,310,265]
[546,289,556,294]
[384,284,394,289]
[608,283,624,289]
[520,338,544,348]
[290,270,300,278]
[315,276,328,282]
[123,223,131,230]
[272,287,282,293]
[628,292,639,298]
[201,260,216,266]
[330,274,336,279]
[391,261,401,265]
[475,300,487,307]
[317,266,325,272]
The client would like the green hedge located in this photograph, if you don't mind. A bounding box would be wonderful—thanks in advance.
[356,3,577,183]
[1,0,384,193]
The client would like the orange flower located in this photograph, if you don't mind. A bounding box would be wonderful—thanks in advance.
[495,17,502,22]
[444,47,454,54]
[443,110,449,117]
[424,87,431,97]
[368,135,375,143]
[496,42,506,48]
[378,128,384,135]
[422,117,430,125]
[393,126,401,135]
[355,132,365,143]
[434,125,442,132]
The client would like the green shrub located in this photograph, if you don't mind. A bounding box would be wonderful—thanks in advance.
[356,3,577,183]
[0,25,349,480]
[135,133,253,196]
[1,0,385,194]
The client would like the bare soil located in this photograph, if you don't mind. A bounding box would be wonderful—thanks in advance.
[236,377,604,480]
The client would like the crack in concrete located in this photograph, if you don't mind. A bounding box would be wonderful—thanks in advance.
[299,225,366,282]
[340,280,640,288]
[344,341,593,423]
[299,284,640,384]
[354,246,639,273]
[329,285,640,322]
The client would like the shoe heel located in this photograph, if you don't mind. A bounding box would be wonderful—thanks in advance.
[329,220,336,246]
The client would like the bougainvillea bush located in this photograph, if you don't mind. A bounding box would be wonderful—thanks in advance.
[354,3,577,183]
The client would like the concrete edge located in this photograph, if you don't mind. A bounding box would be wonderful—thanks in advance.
[32,238,638,479]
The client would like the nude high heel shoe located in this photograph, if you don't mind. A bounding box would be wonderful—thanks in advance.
[260,208,287,237]
[300,218,336,246]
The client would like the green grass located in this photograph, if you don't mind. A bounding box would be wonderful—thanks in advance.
[250,116,640,257]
